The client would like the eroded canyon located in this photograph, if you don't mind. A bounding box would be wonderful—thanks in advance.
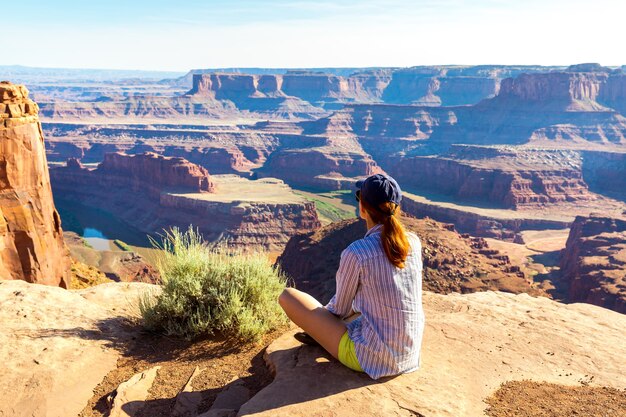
[4,62,626,314]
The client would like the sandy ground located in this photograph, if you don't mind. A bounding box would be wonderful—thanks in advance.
[485,381,626,417]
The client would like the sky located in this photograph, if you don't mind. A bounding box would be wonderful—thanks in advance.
[3,0,625,71]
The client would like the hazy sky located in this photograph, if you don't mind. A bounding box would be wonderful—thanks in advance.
[4,0,625,71]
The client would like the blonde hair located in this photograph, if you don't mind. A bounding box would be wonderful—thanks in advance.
[360,199,410,269]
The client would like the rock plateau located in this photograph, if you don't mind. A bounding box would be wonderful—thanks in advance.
[51,154,321,251]
[2,279,624,416]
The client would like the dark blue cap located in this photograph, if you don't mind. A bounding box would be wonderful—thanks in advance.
[356,174,402,210]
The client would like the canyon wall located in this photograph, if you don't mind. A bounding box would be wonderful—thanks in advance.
[560,214,626,313]
[389,146,594,209]
[56,152,214,197]
[97,152,215,196]
[381,67,501,105]
[582,150,626,194]
[339,69,626,147]
[187,66,559,107]
[51,154,320,251]
[399,194,570,241]
[260,148,381,190]
[188,71,386,105]
[0,82,71,287]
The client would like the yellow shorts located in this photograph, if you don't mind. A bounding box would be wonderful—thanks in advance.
[338,331,364,372]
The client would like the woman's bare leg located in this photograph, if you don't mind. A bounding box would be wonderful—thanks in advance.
[278,287,347,359]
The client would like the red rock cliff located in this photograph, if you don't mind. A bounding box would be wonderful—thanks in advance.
[98,152,216,195]
[560,214,626,313]
[188,71,391,104]
[498,72,606,103]
[389,146,593,209]
[0,82,71,287]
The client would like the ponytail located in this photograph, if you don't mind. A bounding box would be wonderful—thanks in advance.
[361,200,410,268]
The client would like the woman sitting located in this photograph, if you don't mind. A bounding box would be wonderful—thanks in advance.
[278,173,425,379]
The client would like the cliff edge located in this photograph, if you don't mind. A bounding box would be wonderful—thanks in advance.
[241,291,625,417]
[1,280,623,417]
[0,82,71,287]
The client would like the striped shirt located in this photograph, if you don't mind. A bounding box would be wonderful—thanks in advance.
[325,223,425,380]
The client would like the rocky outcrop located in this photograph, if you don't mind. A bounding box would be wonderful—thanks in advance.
[497,72,608,109]
[382,66,502,105]
[0,280,153,417]
[242,291,626,417]
[0,82,71,287]
[455,70,626,145]
[390,146,595,209]
[340,69,626,147]
[560,214,626,313]
[3,278,624,416]
[56,152,214,199]
[188,71,392,105]
[157,190,321,250]
[278,216,543,301]
[260,148,381,190]
[399,193,570,240]
[99,152,215,194]
[38,95,242,121]
[51,157,320,251]
[600,73,626,115]
[494,67,626,116]
[186,73,329,117]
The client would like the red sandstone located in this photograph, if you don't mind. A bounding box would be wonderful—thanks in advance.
[0,82,71,287]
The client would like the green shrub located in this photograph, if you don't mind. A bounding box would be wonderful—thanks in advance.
[139,227,288,341]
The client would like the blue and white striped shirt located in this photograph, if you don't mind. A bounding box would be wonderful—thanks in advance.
[325,223,425,379]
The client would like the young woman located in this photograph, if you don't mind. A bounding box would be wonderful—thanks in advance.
[278,173,424,379]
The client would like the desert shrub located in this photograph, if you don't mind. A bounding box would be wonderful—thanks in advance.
[139,227,288,341]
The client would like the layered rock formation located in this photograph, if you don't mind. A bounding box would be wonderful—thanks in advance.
[98,152,215,195]
[398,193,572,241]
[278,216,544,301]
[187,66,559,107]
[446,70,626,145]
[0,82,71,287]
[322,67,626,148]
[43,122,274,173]
[56,152,214,198]
[38,95,244,121]
[390,146,595,209]
[560,214,626,313]
[259,112,383,190]
[381,66,502,105]
[51,155,320,251]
